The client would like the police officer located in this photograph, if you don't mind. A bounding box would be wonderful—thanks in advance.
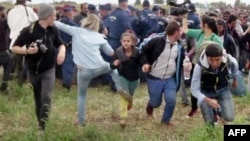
[152,5,168,33]
[104,0,132,53]
[135,0,159,41]
[187,3,200,29]
[99,3,112,21]
[60,5,77,91]
[87,4,108,35]
[127,5,138,33]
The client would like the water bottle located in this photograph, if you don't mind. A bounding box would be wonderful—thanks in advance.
[183,56,192,80]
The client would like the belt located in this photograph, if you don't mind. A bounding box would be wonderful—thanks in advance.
[147,73,163,80]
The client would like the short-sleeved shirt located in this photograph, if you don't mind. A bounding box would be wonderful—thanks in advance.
[186,29,223,48]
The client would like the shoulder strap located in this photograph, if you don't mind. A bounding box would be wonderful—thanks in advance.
[198,61,205,75]
[24,6,32,23]
[226,55,231,66]
[29,22,36,34]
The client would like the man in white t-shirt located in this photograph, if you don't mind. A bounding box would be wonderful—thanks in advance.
[7,0,38,86]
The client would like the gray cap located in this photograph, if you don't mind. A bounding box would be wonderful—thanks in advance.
[38,3,55,20]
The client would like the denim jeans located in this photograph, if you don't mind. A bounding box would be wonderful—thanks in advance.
[119,76,139,118]
[120,76,139,96]
[147,75,177,123]
[200,87,234,126]
[77,63,121,125]
[62,49,74,88]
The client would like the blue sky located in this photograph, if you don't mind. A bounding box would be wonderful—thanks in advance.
[26,0,249,5]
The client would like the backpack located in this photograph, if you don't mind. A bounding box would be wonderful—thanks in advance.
[192,33,217,64]
[198,48,247,97]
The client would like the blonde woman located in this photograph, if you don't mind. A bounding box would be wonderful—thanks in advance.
[55,14,127,126]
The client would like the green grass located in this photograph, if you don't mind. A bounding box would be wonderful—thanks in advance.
[0,79,250,141]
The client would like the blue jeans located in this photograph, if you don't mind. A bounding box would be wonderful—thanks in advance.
[62,49,74,87]
[77,63,121,125]
[147,75,177,123]
[200,88,234,126]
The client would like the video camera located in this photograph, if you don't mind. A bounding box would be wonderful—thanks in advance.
[168,0,192,16]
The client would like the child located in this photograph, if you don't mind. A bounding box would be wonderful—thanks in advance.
[111,32,141,128]
[191,43,238,127]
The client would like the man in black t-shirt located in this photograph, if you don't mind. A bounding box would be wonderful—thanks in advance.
[12,4,66,131]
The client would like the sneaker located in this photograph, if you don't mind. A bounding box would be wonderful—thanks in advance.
[214,115,219,125]
[186,109,198,118]
[119,90,132,103]
[62,83,71,91]
[119,118,127,128]
[166,122,174,127]
[73,112,85,127]
[127,103,132,111]
[127,100,133,111]
[146,104,153,116]
[182,102,190,107]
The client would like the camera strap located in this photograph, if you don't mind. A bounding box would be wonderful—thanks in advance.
[29,22,36,34]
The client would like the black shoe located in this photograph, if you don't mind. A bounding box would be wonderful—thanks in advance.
[0,83,8,92]
[110,82,117,92]
[62,84,70,91]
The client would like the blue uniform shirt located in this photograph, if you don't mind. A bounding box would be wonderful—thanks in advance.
[187,12,200,29]
[60,16,77,44]
[129,15,138,32]
[135,8,159,38]
[104,7,132,40]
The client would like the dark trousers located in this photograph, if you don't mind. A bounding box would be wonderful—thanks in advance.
[190,63,198,110]
[0,50,11,91]
[28,68,55,130]
[14,54,26,86]
[191,95,198,110]
[62,48,74,88]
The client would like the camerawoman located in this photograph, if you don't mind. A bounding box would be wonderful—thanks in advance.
[11,4,66,131]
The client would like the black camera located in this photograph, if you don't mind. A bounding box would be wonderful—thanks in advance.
[168,0,192,16]
[34,39,48,54]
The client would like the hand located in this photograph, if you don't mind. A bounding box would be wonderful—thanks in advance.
[57,51,65,65]
[182,13,188,19]
[113,59,120,66]
[245,61,250,70]
[142,64,151,73]
[247,26,250,33]
[27,42,38,54]
[231,78,237,89]
[205,97,220,109]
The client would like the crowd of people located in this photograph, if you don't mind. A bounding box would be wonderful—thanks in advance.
[0,0,250,135]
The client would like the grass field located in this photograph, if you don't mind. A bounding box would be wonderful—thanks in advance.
[0,79,250,141]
